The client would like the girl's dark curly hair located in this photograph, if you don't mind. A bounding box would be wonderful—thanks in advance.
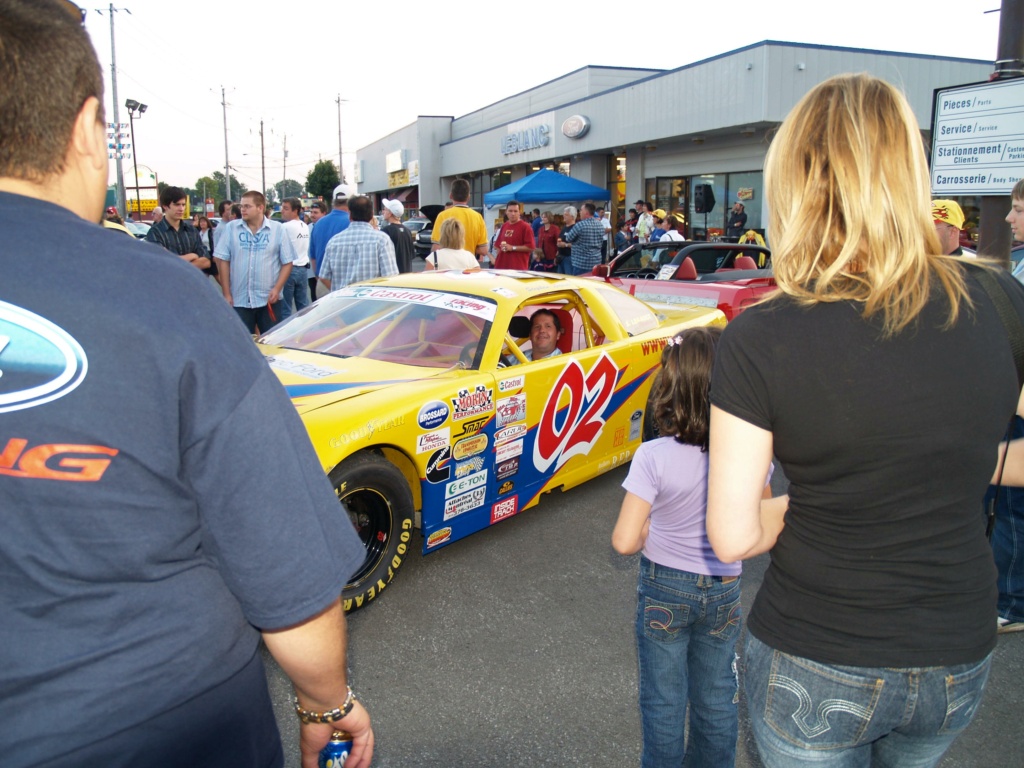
[650,326,722,451]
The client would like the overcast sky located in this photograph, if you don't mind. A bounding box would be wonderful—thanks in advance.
[83,0,1004,195]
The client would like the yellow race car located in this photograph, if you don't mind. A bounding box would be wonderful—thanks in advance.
[257,270,725,611]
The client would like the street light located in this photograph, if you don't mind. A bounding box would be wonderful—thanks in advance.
[125,99,147,221]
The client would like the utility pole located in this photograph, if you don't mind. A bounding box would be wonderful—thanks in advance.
[260,119,266,198]
[99,3,131,218]
[221,85,230,201]
[283,134,288,200]
[977,0,1024,266]
[336,94,345,184]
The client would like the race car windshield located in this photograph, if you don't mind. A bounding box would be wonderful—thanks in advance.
[260,289,495,368]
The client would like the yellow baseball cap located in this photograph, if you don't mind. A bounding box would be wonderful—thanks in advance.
[931,200,965,230]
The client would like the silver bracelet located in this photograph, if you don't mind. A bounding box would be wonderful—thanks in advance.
[294,687,356,724]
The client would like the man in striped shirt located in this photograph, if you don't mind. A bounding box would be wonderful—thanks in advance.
[214,190,296,334]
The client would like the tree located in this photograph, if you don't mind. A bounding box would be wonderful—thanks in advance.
[274,179,304,201]
[196,171,247,203]
[306,160,339,201]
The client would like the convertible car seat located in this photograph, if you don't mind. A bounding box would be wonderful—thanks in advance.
[733,255,758,270]
[676,256,698,281]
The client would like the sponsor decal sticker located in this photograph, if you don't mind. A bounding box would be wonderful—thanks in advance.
[635,292,719,309]
[444,487,487,520]
[264,356,338,379]
[498,480,515,495]
[494,424,527,446]
[366,415,404,436]
[629,410,643,442]
[534,353,619,473]
[496,457,519,480]
[426,527,452,548]
[456,416,489,438]
[0,301,88,414]
[425,446,452,483]
[445,469,488,500]
[416,428,450,454]
[613,427,625,447]
[453,434,488,461]
[451,385,493,421]
[490,495,519,523]
[336,287,498,321]
[639,338,669,356]
[498,375,524,393]
[496,393,526,428]
[495,439,523,463]
[417,400,450,430]
[455,456,485,478]
[491,287,516,298]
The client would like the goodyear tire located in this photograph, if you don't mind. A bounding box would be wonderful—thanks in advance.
[330,452,415,613]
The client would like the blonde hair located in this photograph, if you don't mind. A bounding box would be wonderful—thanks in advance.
[438,217,465,250]
[765,73,968,335]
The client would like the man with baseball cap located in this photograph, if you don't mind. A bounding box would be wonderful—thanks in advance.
[932,199,966,256]
[380,198,414,273]
[308,184,354,297]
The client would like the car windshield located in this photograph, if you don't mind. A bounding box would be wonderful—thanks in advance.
[404,220,428,233]
[610,244,685,276]
[259,285,496,368]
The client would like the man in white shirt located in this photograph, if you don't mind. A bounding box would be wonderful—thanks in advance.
[280,197,311,318]
[597,206,613,262]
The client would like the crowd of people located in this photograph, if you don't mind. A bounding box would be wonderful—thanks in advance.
[6,3,1024,767]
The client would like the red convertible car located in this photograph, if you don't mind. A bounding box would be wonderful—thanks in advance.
[590,241,776,320]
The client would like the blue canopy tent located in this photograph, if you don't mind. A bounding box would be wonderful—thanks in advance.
[483,169,610,206]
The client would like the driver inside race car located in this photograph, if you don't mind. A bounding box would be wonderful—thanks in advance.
[506,308,563,365]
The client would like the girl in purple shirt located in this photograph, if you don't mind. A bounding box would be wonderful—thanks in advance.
[612,326,768,768]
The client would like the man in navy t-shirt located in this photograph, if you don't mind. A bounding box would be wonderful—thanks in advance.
[0,4,373,766]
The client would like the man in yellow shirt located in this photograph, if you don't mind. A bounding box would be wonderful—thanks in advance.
[431,178,489,263]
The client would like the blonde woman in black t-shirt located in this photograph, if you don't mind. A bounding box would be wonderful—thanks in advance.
[706,74,1024,767]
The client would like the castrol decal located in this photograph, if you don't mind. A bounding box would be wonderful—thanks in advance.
[533,353,619,474]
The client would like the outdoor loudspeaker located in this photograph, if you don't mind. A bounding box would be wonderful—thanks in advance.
[694,184,716,214]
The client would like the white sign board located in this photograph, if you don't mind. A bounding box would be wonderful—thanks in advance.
[930,78,1024,196]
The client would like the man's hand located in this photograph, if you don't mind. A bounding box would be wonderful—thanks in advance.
[299,701,373,768]
[268,287,281,304]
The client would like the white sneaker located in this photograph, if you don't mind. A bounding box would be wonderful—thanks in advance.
[997,617,1024,634]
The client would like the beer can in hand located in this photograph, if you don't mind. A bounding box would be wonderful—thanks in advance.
[318,730,353,768]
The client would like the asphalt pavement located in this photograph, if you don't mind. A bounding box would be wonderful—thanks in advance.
[263,465,1024,767]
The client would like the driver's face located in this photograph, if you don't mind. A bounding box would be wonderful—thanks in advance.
[530,314,561,358]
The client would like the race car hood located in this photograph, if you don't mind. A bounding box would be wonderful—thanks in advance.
[257,344,459,415]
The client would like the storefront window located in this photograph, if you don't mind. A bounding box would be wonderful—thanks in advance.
[728,171,763,233]
[689,174,726,239]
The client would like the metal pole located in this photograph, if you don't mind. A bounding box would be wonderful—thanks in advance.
[336,94,344,184]
[221,86,231,201]
[107,3,126,219]
[260,120,266,197]
[977,0,1023,266]
[128,109,141,221]
[283,133,288,197]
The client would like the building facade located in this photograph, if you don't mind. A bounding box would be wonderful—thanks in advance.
[355,41,992,240]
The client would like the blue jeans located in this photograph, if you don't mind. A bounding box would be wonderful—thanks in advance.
[636,555,742,768]
[279,264,310,321]
[743,634,991,768]
[556,255,573,275]
[233,304,282,335]
[989,416,1024,622]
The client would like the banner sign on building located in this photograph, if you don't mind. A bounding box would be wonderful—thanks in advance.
[930,78,1024,196]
